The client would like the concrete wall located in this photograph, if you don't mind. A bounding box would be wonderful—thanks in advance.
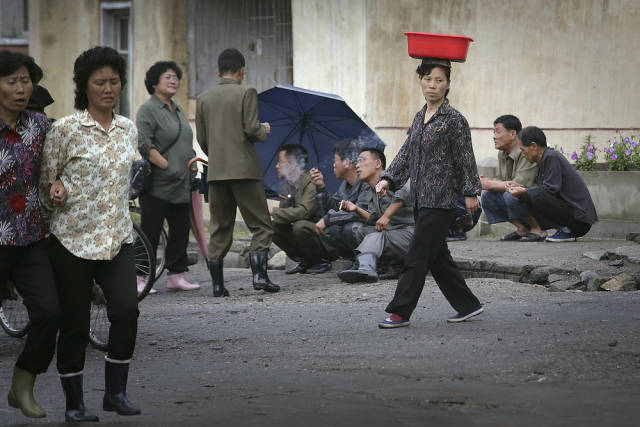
[292,0,640,164]
[29,0,100,119]
[28,0,188,121]
[131,0,189,117]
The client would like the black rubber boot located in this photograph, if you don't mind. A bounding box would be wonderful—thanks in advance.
[60,375,99,422]
[208,259,229,297]
[249,251,280,292]
[337,252,378,283]
[103,361,141,416]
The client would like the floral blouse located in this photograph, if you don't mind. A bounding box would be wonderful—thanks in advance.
[0,111,50,246]
[40,110,137,260]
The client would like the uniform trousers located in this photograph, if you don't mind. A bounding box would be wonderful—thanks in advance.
[0,239,60,374]
[355,225,414,262]
[48,235,138,374]
[208,180,273,260]
[321,221,363,260]
[385,208,480,320]
[273,220,326,263]
[140,192,190,273]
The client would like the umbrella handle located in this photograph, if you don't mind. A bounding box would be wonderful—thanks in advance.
[188,157,208,172]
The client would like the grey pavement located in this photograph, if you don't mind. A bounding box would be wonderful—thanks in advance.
[1,236,640,426]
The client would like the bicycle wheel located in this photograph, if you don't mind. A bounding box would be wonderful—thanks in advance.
[129,200,166,281]
[88,282,108,351]
[0,280,31,338]
[133,222,156,301]
[155,227,167,280]
[88,222,156,351]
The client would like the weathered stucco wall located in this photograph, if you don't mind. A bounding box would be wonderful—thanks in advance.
[29,0,100,119]
[292,0,640,164]
[131,0,189,118]
[28,0,188,121]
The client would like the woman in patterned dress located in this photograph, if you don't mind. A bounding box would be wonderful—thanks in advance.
[1,51,60,419]
[40,46,141,421]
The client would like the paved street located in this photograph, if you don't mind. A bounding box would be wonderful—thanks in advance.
[2,238,640,426]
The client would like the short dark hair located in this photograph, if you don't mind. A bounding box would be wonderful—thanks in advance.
[360,148,386,170]
[416,63,450,98]
[218,48,245,75]
[280,144,308,168]
[494,115,522,134]
[144,61,182,95]
[518,126,547,148]
[0,50,43,84]
[333,138,358,163]
[73,46,127,110]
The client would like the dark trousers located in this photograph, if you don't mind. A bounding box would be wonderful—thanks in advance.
[208,180,273,260]
[140,192,191,273]
[0,240,60,374]
[522,187,592,237]
[48,236,138,374]
[386,208,480,320]
[273,220,326,263]
[321,221,363,259]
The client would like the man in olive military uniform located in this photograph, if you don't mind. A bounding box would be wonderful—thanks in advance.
[270,145,327,274]
[195,48,279,296]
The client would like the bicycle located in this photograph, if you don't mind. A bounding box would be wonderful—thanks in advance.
[0,280,30,338]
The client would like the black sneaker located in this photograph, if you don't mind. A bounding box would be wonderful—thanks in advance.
[285,262,309,274]
[305,262,331,274]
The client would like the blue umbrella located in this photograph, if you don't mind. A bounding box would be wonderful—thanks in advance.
[257,84,384,199]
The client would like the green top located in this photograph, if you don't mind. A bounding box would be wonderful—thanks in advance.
[136,95,195,204]
[271,171,321,224]
[497,145,538,187]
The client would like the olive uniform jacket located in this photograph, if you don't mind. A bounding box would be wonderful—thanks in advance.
[271,171,322,225]
[196,78,268,181]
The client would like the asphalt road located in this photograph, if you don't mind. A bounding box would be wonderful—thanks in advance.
[2,260,640,426]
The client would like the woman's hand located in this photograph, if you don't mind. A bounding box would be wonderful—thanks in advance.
[50,179,67,205]
[375,180,389,197]
[149,148,169,169]
[464,196,479,214]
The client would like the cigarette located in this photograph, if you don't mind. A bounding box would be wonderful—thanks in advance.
[278,194,287,200]
[339,200,344,210]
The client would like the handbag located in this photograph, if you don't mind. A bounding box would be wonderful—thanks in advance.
[129,109,182,199]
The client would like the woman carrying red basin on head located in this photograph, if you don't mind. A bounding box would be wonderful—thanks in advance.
[377,33,484,328]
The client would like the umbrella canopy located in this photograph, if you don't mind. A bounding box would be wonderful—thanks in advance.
[257,84,384,199]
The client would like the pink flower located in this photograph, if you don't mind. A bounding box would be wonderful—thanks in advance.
[571,152,578,160]
[611,154,618,161]
[625,149,631,156]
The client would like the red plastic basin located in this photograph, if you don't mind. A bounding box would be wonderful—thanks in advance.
[405,32,473,62]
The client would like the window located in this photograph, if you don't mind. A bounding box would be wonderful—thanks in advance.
[101,2,132,117]
[0,0,29,51]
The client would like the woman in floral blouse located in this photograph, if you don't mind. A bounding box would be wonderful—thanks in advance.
[1,51,59,419]
[376,58,484,329]
[40,46,140,421]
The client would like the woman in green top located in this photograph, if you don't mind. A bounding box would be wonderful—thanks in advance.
[136,61,199,293]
